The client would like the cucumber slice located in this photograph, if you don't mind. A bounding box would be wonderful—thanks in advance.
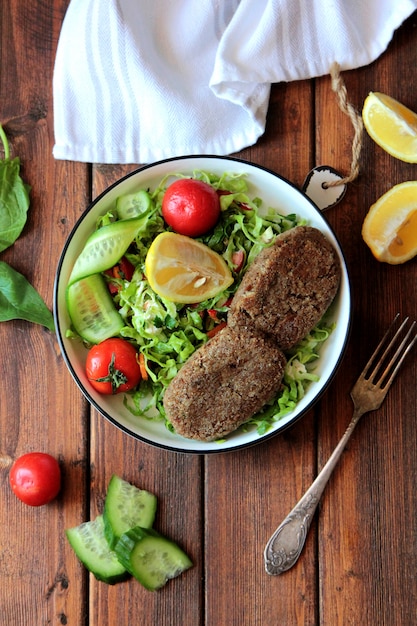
[103,475,157,549]
[66,274,124,344]
[115,526,192,591]
[116,190,152,220]
[69,216,145,284]
[66,515,128,584]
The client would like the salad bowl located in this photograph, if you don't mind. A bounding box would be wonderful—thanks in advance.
[54,155,352,454]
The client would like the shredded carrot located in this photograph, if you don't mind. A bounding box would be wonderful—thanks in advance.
[206,321,227,339]
[138,352,149,380]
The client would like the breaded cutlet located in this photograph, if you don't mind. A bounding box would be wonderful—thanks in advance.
[163,225,341,441]
[228,226,341,350]
[163,325,286,442]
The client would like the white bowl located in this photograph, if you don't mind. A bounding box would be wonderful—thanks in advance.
[54,155,352,454]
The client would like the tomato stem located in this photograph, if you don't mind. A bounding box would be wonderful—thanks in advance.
[90,352,128,394]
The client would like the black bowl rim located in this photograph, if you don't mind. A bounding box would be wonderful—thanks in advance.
[53,154,353,455]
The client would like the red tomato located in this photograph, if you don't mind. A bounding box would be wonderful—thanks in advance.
[9,452,61,506]
[162,178,221,237]
[85,338,142,395]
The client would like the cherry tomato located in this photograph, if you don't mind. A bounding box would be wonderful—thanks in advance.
[9,452,61,506]
[162,178,221,237]
[86,337,142,395]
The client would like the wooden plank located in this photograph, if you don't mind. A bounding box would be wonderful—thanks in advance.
[0,1,90,624]
[204,424,319,626]
[204,79,319,626]
[244,80,315,188]
[315,12,417,625]
[88,164,203,626]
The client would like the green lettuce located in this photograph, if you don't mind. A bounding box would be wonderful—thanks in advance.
[97,170,331,435]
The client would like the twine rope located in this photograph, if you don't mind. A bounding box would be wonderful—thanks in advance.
[324,61,364,188]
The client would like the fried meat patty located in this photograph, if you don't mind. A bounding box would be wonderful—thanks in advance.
[163,225,341,442]
[163,326,287,442]
[228,226,341,350]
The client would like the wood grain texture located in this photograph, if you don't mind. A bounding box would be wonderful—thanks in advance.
[0,2,89,624]
[1,2,417,625]
[315,12,417,626]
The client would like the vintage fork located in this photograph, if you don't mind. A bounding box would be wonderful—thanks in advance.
[264,314,417,575]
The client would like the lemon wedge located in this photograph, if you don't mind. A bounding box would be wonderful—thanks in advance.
[145,232,234,303]
[362,181,417,264]
[362,92,417,162]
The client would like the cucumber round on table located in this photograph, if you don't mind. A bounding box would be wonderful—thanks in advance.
[115,526,193,591]
[103,474,157,549]
[66,515,128,584]
[66,274,124,344]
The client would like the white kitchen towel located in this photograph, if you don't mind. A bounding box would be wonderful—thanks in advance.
[53,0,417,164]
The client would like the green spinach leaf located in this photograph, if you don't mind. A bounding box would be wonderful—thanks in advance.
[0,125,30,252]
[0,125,54,331]
[0,261,55,331]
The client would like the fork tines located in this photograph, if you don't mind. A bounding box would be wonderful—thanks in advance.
[363,314,417,389]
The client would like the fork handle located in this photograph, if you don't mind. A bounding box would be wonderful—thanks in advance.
[264,407,364,575]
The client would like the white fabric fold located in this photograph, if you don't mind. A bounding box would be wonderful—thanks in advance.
[53,0,417,164]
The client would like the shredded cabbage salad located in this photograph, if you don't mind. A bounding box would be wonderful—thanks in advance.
[92,170,334,436]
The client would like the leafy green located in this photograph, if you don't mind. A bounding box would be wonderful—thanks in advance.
[0,124,54,330]
[0,261,55,330]
[68,169,334,435]
[0,125,30,252]
[244,321,334,434]
[87,170,328,435]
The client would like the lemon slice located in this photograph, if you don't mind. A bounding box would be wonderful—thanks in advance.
[362,92,417,162]
[362,181,417,264]
[145,232,234,302]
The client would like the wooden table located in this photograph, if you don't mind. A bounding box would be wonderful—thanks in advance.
[1,3,417,624]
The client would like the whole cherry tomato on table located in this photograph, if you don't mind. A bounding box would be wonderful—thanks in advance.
[86,337,142,395]
[9,452,61,506]
[162,178,221,237]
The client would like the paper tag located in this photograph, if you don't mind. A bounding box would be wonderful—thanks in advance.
[302,166,347,211]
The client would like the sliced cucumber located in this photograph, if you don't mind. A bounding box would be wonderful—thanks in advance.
[115,526,192,591]
[66,515,128,584]
[69,216,145,284]
[66,274,124,344]
[116,190,152,220]
[103,475,157,549]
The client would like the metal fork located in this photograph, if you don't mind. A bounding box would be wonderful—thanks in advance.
[264,314,417,575]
